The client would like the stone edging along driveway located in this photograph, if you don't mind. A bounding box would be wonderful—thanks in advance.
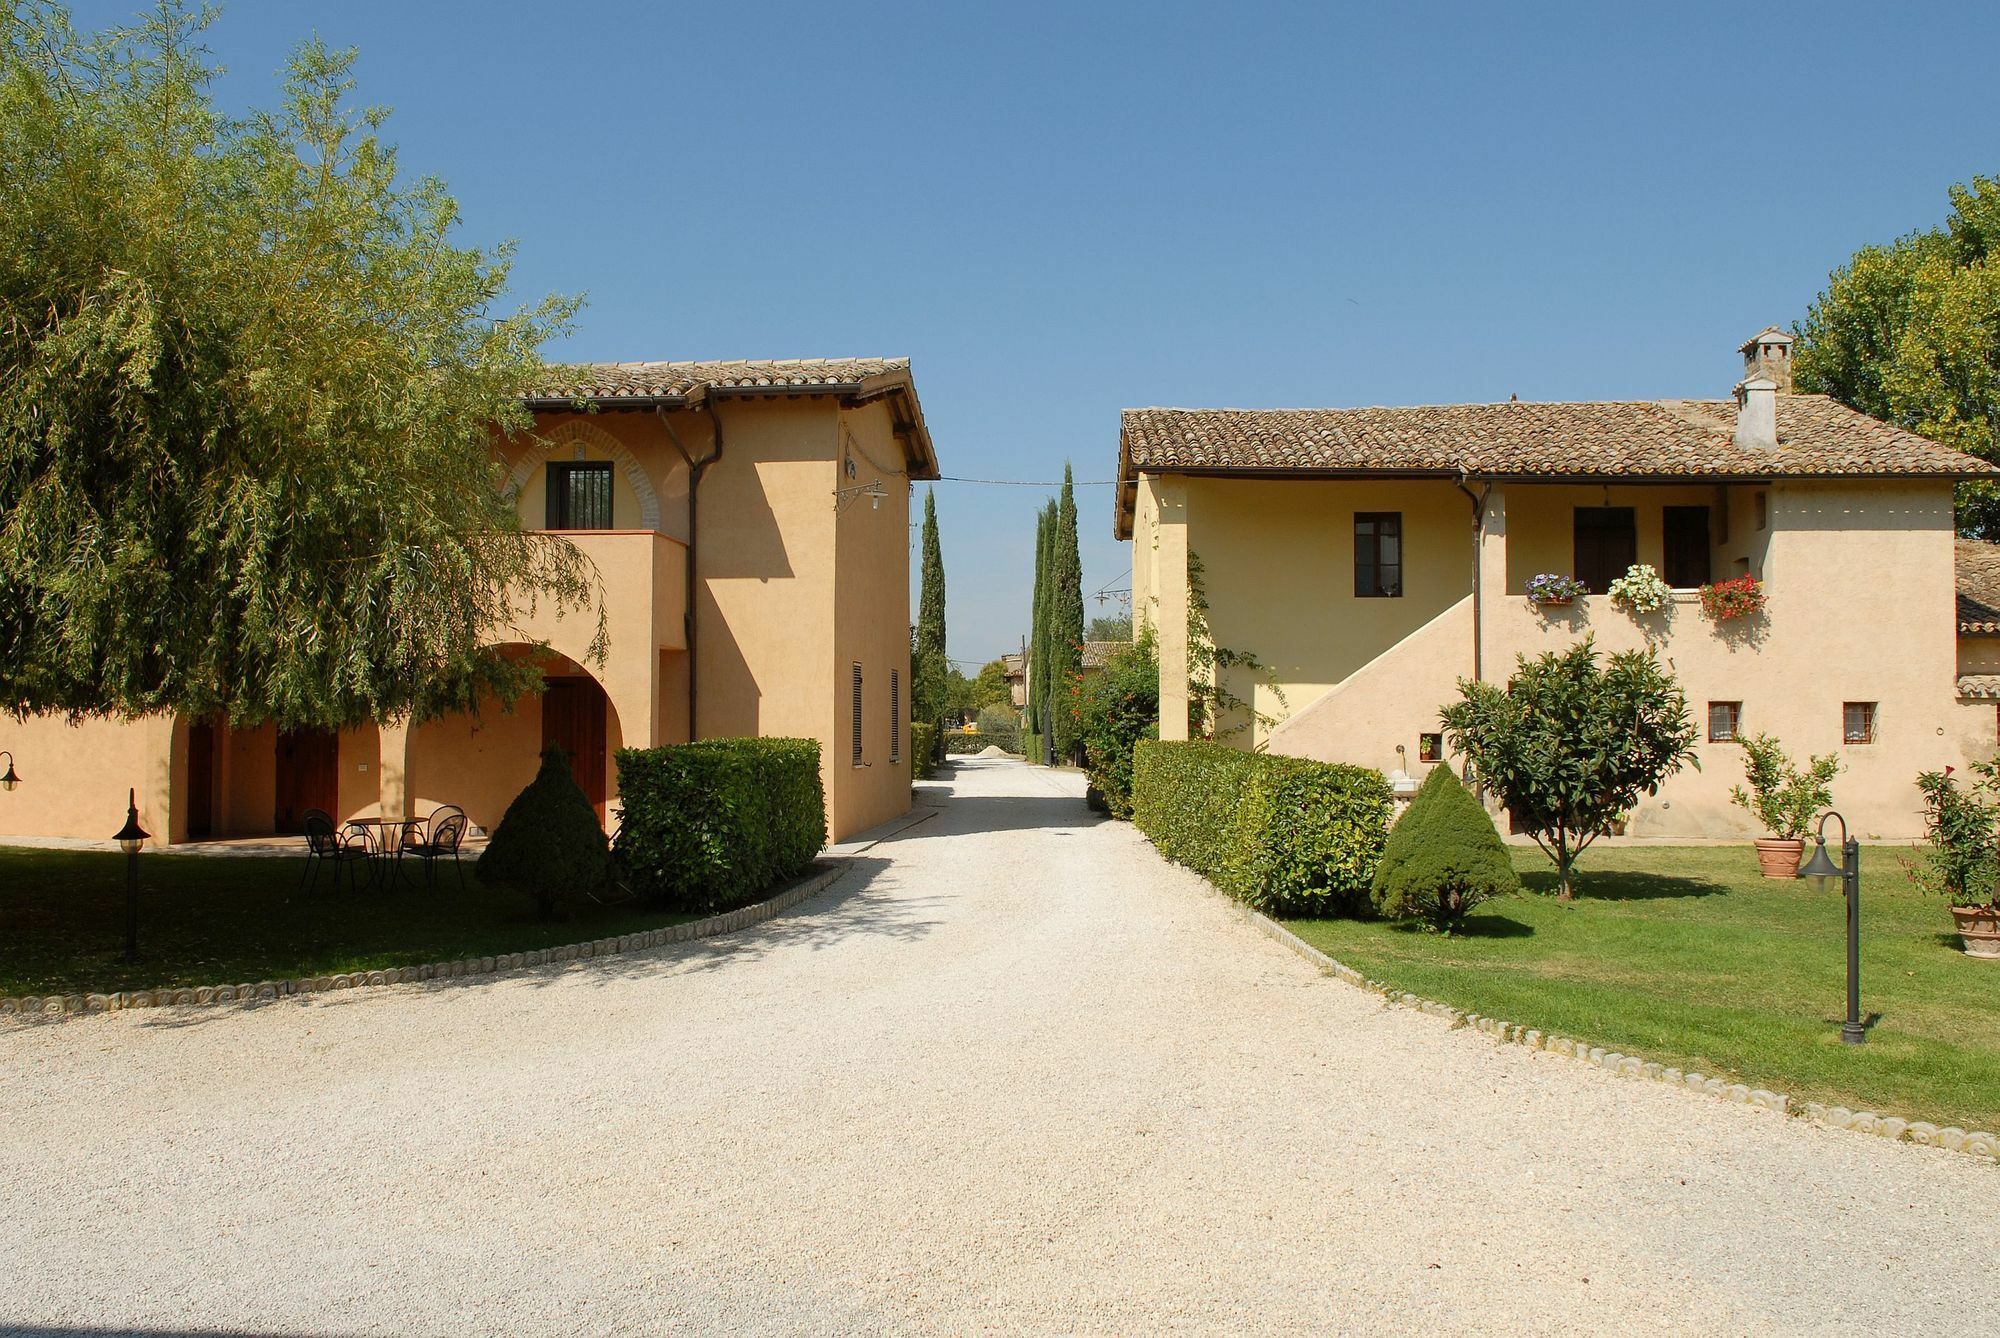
[1225,898,2000,1165]
[0,862,850,1024]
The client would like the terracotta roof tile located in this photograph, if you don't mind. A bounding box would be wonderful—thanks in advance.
[1080,640,1125,670]
[525,357,914,402]
[1958,540,2000,634]
[1959,674,2000,699]
[1116,395,1997,537]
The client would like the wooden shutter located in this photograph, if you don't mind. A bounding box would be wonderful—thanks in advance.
[890,670,901,761]
[852,663,864,765]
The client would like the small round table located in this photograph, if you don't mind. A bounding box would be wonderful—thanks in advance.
[344,817,426,887]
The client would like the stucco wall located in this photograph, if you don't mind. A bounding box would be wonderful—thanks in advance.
[831,400,917,837]
[1134,470,1987,841]
[0,714,170,843]
[1176,477,1471,746]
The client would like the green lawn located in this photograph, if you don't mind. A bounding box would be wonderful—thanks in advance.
[0,847,700,997]
[1285,846,2000,1133]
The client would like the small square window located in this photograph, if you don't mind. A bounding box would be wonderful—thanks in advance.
[1418,732,1443,764]
[1843,702,1876,745]
[1708,701,1741,743]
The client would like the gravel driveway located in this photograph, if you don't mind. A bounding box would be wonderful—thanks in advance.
[2,756,1995,1336]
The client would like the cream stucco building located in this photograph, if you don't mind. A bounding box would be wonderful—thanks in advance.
[1118,330,2000,840]
[0,358,936,846]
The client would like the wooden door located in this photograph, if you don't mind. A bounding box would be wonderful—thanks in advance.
[275,728,339,833]
[186,721,216,840]
[541,678,607,816]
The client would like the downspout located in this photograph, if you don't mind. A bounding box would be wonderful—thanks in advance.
[658,399,725,741]
[1454,472,1494,684]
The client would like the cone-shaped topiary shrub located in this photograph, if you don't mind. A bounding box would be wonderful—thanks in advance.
[1371,766,1519,933]
[476,745,609,920]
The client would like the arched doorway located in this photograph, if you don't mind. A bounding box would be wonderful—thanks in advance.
[405,647,623,834]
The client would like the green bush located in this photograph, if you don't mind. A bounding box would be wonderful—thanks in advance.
[475,746,610,920]
[910,721,938,779]
[1371,766,1519,932]
[1073,629,1160,819]
[613,737,826,914]
[1133,739,1392,917]
[1729,733,1839,840]
[975,703,1021,752]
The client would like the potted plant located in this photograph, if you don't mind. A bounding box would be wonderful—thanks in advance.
[1729,733,1840,878]
[1606,563,1672,614]
[1911,764,2000,958]
[1524,573,1589,608]
[1700,574,1766,621]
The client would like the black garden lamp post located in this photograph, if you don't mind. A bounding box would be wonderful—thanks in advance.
[0,751,20,791]
[113,788,150,963]
[1797,810,1866,1045]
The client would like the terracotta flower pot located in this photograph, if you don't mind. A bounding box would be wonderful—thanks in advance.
[1754,837,1804,879]
[1950,905,2000,959]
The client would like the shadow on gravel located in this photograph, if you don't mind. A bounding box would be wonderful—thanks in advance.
[887,795,1109,839]
[123,856,911,1027]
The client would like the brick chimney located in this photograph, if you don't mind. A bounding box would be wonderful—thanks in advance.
[1739,326,1794,394]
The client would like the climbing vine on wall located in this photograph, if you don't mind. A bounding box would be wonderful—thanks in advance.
[1186,550,1287,746]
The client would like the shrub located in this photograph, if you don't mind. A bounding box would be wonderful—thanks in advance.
[1073,628,1160,818]
[1372,767,1519,932]
[475,746,610,920]
[975,703,1021,752]
[613,738,825,914]
[1729,733,1839,839]
[1910,762,2000,908]
[911,721,938,778]
[1524,572,1589,605]
[1133,740,1392,917]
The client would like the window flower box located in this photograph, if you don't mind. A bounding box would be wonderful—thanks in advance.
[1606,563,1672,614]
[1524,573,1589,607]
[1699,575,1765,621]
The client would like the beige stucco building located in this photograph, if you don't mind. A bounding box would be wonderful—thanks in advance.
[0,358,936,846]
[1119,330,2000,840]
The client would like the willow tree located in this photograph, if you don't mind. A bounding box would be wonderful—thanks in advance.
[0,3,599,729]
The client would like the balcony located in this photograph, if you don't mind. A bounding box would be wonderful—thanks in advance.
[500,529,688,663]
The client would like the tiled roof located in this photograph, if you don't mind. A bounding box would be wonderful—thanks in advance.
[1000,653,1025,679]
[523,357,935,478]
[1116,395,1997,537]
[1080,640,1125,670]
[525,357,914,402]
[1959,674,2000,699]
[1959,540,2000,634]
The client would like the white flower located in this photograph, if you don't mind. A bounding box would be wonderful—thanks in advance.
[1606,563,1671,613]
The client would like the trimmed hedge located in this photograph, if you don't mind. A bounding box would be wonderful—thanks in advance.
[944,731,1014,755]
[613,738,826,914]
[1371,765,1519,933]
[911,721,939,779]
[1132,739,1392,917]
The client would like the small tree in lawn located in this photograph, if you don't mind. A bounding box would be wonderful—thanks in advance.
[476,746,609,920]
[1729,734,1839,840]
[1440,639,1698,900]
[1372,766,1520,933]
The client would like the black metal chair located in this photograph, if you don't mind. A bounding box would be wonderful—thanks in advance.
[403,806,469,890]
[300,809,370,894]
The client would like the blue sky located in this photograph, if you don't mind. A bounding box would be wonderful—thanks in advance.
[73,0,2000,666]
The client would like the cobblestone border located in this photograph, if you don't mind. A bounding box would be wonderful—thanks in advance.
[1231,901,2000,1165]
[0,861,849,1024]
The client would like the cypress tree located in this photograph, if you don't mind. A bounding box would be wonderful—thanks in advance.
[1029,501,1056,758]
[914,488,948,746]
[1049,465,1085,759]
